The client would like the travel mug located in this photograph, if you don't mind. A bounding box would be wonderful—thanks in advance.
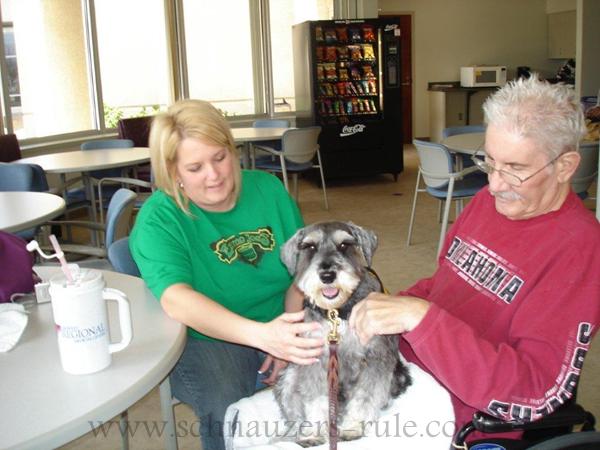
[49,268,133,375]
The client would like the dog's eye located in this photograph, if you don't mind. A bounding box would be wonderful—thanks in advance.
[338,241,354,251]
[299,242,317,251]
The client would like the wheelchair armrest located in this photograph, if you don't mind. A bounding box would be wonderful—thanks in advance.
[473,403,591,433]
[454,404,595,447]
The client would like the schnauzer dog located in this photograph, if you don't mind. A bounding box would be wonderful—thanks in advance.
[274,221,411,447]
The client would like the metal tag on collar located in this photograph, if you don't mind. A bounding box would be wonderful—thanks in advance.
[327,309,341,343]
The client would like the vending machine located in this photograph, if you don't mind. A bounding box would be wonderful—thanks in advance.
[293,18,403,179]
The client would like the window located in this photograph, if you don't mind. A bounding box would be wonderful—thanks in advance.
[94,0,170,127]
[182,0,256,117]
[1,0,94,139]
[0,0,336,141]
[269,0,333,113]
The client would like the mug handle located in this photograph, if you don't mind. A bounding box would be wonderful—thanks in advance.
[103,287,133,353]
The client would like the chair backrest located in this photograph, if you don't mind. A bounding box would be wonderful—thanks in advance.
[281,126,321,164]
[442,125,486,140]
[252,119,290,129]
[412,139,455,189]
[0,134,22,162]
[0,163,35,191]
[81,139,135,150]
[108,237,141,277]
[117,116,153,147]
[81,139,135,179]
[104,188,137,248]
[571,141,599,195]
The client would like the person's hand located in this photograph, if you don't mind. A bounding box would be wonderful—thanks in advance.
[259,310,324,365]
[258,354,288,385]
[349,292,430,345]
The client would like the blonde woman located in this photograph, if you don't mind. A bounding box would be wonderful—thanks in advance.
[130,100,322,450]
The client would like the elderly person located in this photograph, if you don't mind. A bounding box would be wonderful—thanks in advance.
[350,76,600,442]
[130,99,323,450]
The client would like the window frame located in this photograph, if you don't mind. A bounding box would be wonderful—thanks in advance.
[0,0,332,147]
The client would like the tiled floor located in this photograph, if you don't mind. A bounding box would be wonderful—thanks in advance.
[60,145,599,449]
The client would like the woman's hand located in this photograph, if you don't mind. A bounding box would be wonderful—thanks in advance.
[258,355,288,385]
[258,310,324,365]
[349,292,430,345]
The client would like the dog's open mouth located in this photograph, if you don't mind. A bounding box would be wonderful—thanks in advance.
[321,286,340,299]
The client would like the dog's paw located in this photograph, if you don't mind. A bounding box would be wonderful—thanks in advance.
[296,436,327,447]
[339,425,364,441]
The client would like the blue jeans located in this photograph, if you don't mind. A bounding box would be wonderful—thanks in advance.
[170,337,263,450]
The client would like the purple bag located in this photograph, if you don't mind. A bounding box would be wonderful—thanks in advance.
[0,231,37,302]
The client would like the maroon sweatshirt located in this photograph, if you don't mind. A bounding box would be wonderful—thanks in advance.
[399,187,600,441]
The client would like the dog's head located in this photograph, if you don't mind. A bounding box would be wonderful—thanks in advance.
[281,221,378,310]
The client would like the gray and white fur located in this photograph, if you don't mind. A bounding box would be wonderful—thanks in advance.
[274,221,411,447]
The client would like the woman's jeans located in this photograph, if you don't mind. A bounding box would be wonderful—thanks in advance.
[170,337,263,450]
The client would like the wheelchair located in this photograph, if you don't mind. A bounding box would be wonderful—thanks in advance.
[453,400,599,449]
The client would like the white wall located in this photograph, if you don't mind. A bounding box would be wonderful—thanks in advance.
[379,0,557,138]
[576,0,600,98]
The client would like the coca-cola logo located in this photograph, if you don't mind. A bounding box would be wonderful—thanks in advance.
[340,124,366,137]
[384,24,398,32]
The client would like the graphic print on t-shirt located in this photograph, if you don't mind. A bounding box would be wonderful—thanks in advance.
[211,226,275,266]
[445,236,525,304]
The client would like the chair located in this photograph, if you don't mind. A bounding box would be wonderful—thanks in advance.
[47,188,137,259]
[252,119,290,152]
[453,401,597,449]
[407,139,488,256]
[108,236,179,449]
[117,116,153,147]
[442,125,486,169]
[80,138,135,179]
[0,133,22,162]
[441,124,486,140]
[253,126,329,209]
[571,141,598,200]
[117,116,154,183]
[0,163,57,240]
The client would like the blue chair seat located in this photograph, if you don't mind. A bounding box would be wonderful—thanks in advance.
[426,173,488,198]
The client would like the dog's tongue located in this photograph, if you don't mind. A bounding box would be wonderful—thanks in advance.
[322,287,339,299]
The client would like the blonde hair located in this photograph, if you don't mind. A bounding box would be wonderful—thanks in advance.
[149,99,241,214]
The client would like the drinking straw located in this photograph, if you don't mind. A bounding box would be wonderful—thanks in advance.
[48,234,74,283]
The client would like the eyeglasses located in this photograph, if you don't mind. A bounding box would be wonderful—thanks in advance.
[470,151,560,187]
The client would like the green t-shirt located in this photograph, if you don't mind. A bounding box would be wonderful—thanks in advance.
[130,170,304,341]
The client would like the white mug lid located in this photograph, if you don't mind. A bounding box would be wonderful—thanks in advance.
[50,266,104,290]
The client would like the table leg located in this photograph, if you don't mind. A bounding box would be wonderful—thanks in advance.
[159,377,179,450]
[240,142,251,169]
[83,174,99,245]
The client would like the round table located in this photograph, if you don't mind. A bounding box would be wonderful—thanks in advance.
[18,147,150,174]
[441,132,485,155]
[0,267,186,450]
[0,191,66,233]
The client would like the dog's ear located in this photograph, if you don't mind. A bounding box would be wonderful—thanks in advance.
[280,228,305,275]
[347,222,378,267]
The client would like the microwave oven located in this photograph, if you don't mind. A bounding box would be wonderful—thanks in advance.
[460,66,507,87]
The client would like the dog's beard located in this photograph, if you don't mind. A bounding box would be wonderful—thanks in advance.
[296,265,361,310]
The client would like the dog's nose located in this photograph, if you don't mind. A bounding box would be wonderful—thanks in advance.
[319,271,336,284]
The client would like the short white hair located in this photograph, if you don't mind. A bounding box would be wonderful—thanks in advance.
[483,75,586,159]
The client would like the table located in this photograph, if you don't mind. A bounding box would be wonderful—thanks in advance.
[441,132,485,156]
[231,127,291,168]
[18,147,151,229]
[443,133,599,219]
[0,267,186,450]
[18,147,150,174]
[0,191,66,233]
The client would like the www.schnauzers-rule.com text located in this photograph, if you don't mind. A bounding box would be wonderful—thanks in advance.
[88,416,455,439]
